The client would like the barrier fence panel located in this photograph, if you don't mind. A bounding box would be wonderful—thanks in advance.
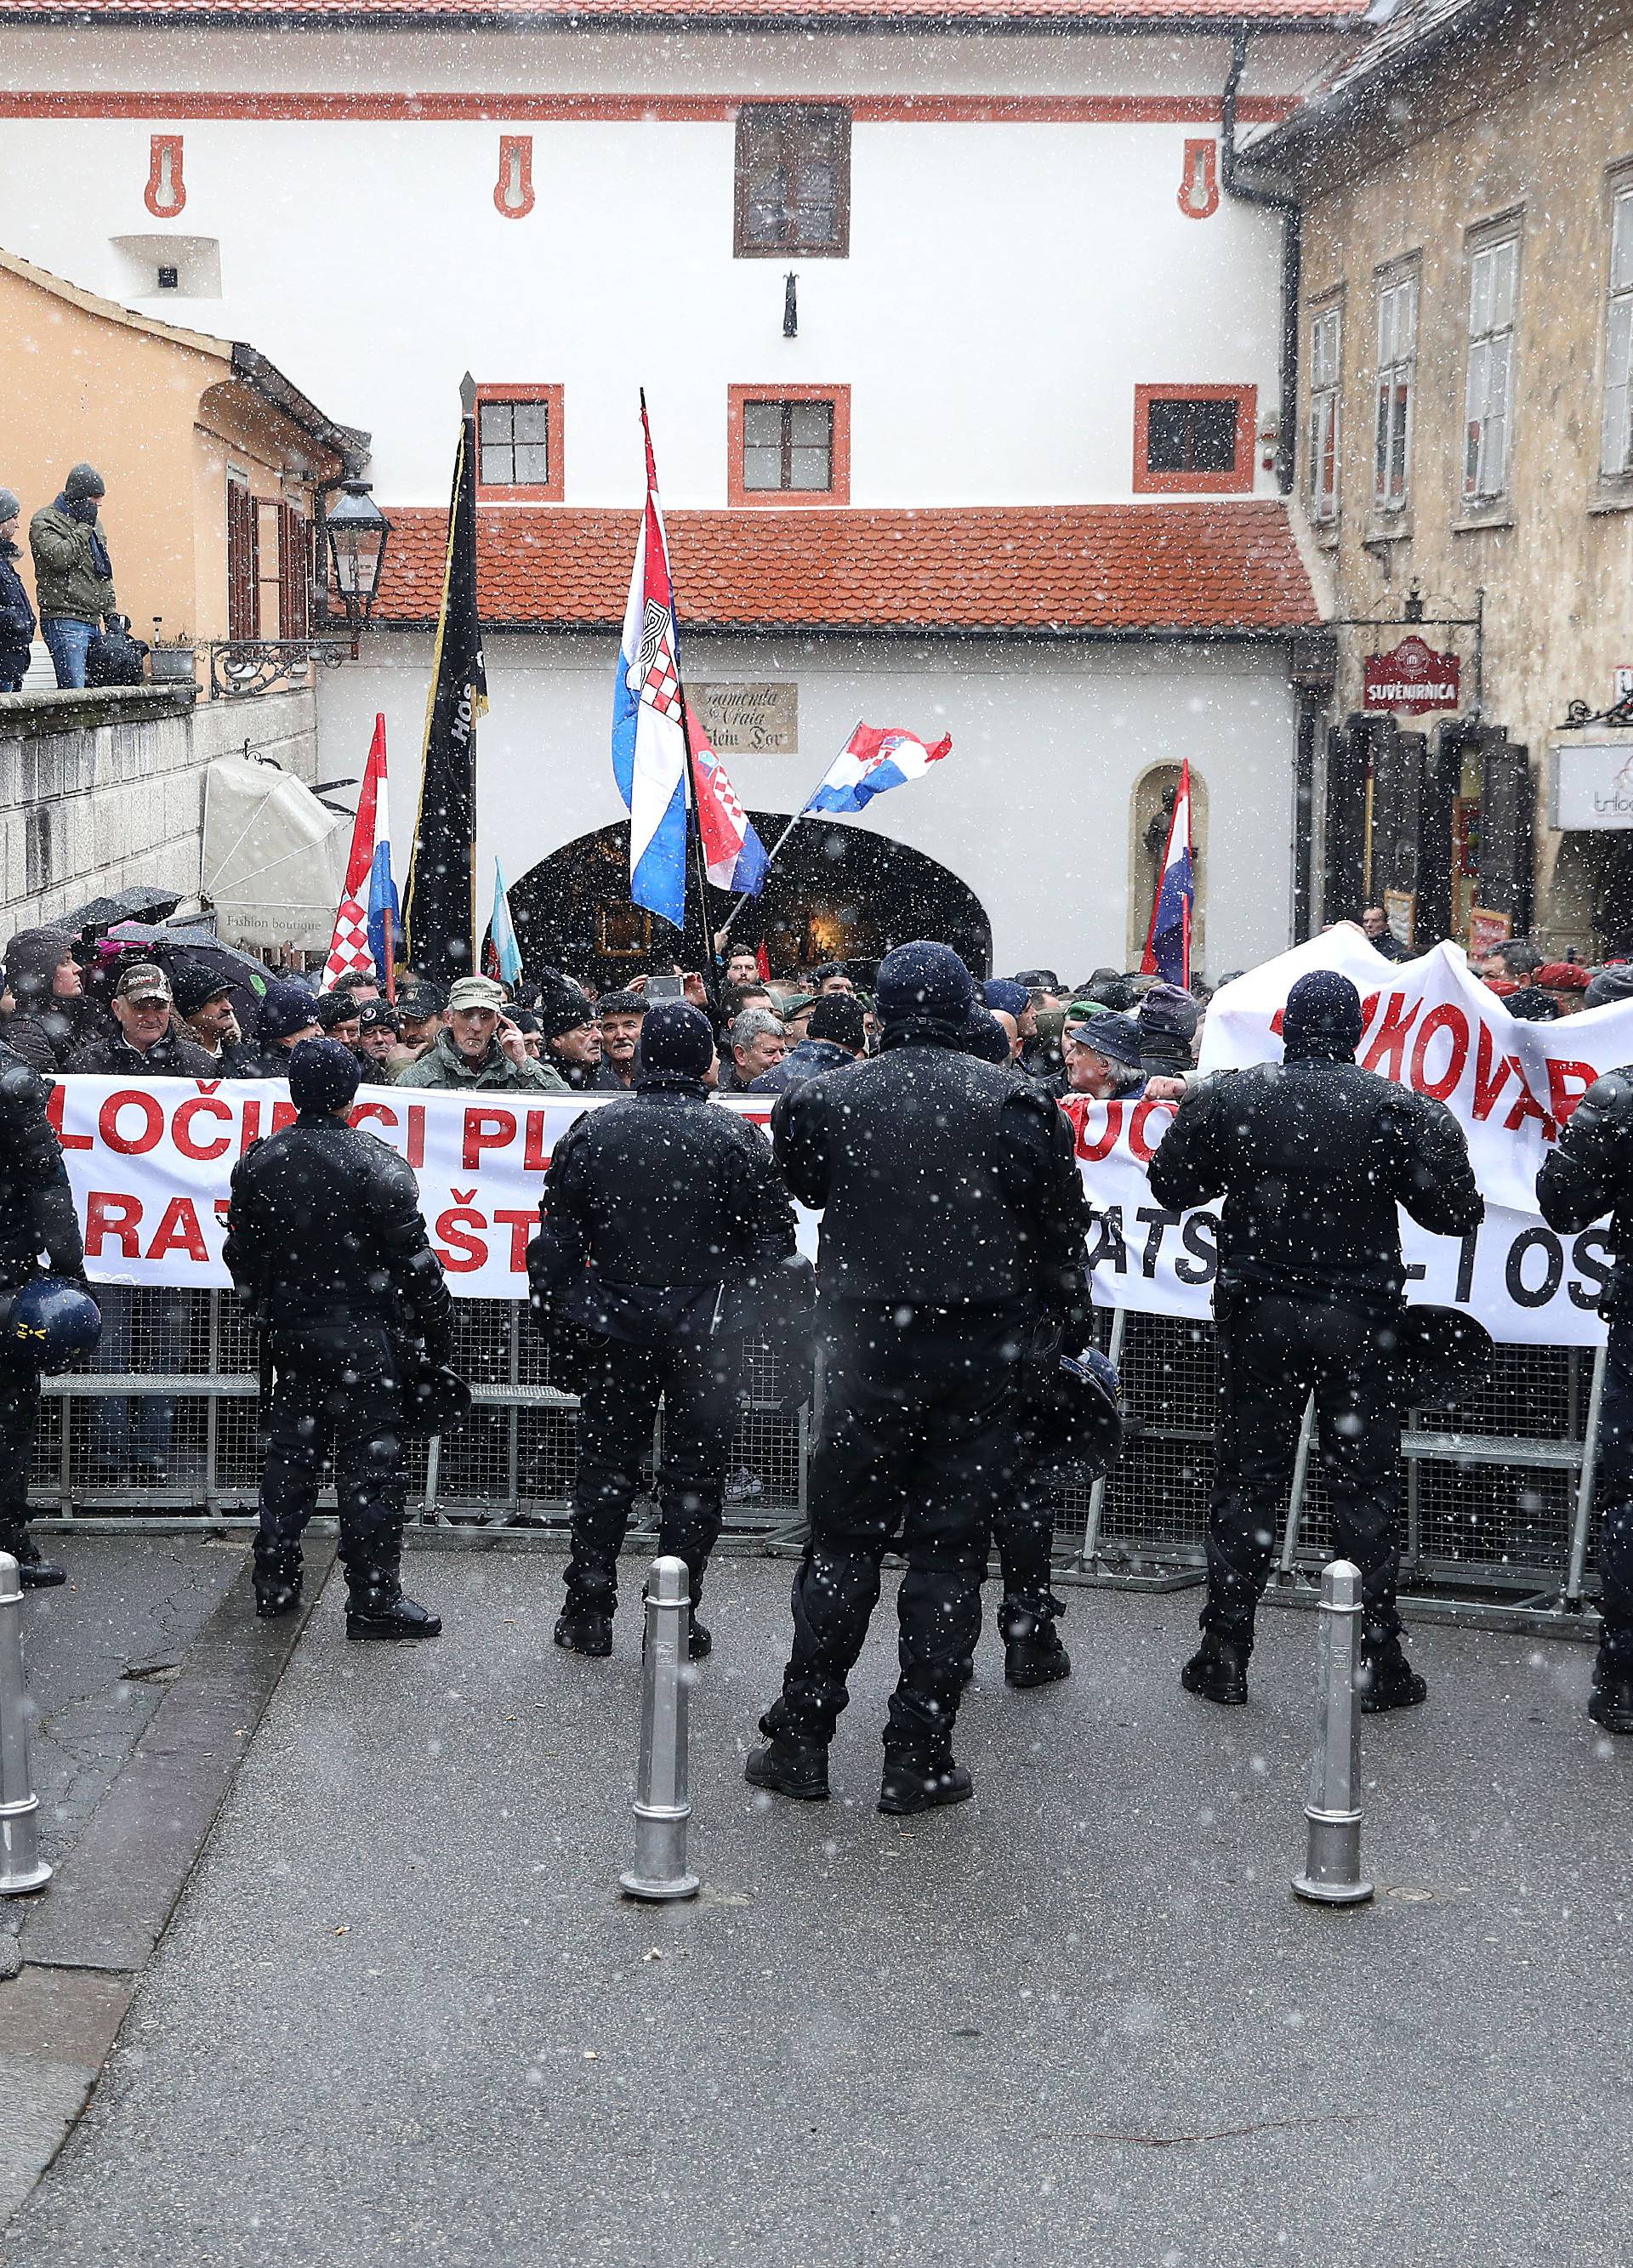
[27,1290,1603,1617]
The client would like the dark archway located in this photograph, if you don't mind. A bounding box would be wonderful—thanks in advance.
[507,813,992,990]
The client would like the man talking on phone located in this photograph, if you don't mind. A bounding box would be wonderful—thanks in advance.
[393,975,568,1094]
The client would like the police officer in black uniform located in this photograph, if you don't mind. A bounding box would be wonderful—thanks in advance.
[747,941,1095,1816]
[528,1000,800,1659]
[1147,969,1482,1711]
[225,1038,452,1638]
[0,1041,93,1586]
[1538,1066,1633,1731]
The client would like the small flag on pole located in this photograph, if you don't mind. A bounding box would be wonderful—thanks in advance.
[322,713,397,992]
[611,406,689,930]
[686,704,769,896]
[488,856,522,986]
[804,722,953,816]
[1141,759,1195,989]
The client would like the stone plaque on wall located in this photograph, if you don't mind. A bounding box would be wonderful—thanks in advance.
[691,683,797,755]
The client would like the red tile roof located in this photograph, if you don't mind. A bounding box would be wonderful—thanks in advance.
[0,0,1357,18]
[370,502,1318,636]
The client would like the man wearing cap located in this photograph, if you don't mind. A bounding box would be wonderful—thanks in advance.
[225,1037,453,1639]
[528,1001,800,1658]
[234,981,321,1077]
[30,464,116,691]
[171,960,259,1076]
[748,993,867,1094]
[67,963,217,1078]
[1147,968,1482,1714]
[388,984,446,1075]
[983,977,1036,1061]
[592,989,645,1091]
[748,941,1095,1817]
[1062,1010,1146,1100]
[315,990,363,1047]
[811,962,855,998]
[535,971,605,1092]
[395,975,567,1093]
[354,998,402,1073]
[2,926,86,1071]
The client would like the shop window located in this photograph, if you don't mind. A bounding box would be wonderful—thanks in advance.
[727,386,851,506]
[475,385,565,503]
[1602,182,1633,480]
[1308,305,1342,525]
[1132,385,1255,494]
[1373,268,1417,513]
[1464,230,1521,504]
[734,105,851,258]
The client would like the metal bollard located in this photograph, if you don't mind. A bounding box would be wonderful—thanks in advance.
[0,1553,51,1897]
[1292,1558,1373,1908]
[619,1555,700,1903]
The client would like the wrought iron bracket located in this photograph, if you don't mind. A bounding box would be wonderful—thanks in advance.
[207,638,354,699]
[1559,694,1633,731]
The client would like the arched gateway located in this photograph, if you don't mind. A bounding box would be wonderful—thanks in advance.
[506,817,992,989]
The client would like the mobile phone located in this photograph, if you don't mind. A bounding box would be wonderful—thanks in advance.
[646,974,686,1001]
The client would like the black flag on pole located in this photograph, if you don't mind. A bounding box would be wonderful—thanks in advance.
[402,374,488,983]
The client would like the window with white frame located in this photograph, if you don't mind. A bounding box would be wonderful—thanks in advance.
[1602,184,1633,480]
[1464,233,1519,503]
[1373,271,1416,511]
[1308,306,1341,524]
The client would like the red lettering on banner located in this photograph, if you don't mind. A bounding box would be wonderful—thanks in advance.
[1547,1060,1596,1128]
[350,1102,399,1136]
[1408,1003,1470,1100]
[493,1208,536,1272]
[1504,1080,1552,1136]
[1471,1021,1513,1119]
[1128,1096,1177,1161]
[435,1188,487,1272]
[147,1196,208,1262]
[213,1199,230,1227]
[1064,1098,1124,1162]
[524,1110,551,1172]
[174,1095,232,1162]
[270,1101,297,1137]
[99,1089,163,1156]
[1360,994,1421,1081]
[407,1105,426,1169]
[85,1191,142,1257]
[240,1098,262,1150]
[462,1107,517,1169]
[45,1085,93,1151]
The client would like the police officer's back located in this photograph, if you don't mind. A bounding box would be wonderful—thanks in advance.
[1539,1066,1633,1731]
[747,941,1093,1817]
[528,1001,799,1659]
[1148,969,1481,1709]
[225,1039,452,1640]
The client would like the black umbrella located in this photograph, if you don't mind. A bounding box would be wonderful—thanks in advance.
[64,885,185,933]
[102,921,274,1033]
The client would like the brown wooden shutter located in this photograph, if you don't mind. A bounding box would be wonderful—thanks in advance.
[1323,713,1372,921]
[276,503,309,639]
[226,480,258,638]
[1477,730,1535,928]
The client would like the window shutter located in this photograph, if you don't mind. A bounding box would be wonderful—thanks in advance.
[1605,276,1633,476]
[1477,733,1534,928]
[226,480,257,638]
[277,503,309,639]
[1323,714,1372,918]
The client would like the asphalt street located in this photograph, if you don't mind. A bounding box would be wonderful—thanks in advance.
[4,1552,1629,2268]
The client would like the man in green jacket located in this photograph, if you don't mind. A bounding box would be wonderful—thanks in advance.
[394,975,568,1093]
[30,463,116,690]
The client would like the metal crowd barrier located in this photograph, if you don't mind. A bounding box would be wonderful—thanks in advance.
[28,1289,1607,1632]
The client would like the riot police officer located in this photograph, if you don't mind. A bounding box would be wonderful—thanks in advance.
[528,1000,800,1659]
[0,1041,94,1585]
[1147,969,1482,1711]
[225,1038,452,1638]
[1538,1067,1633,1731]
[747,941,1095,1817]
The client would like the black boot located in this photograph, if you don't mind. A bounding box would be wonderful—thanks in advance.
[1589,1646,1633,1733]
[344,1526,440,1641]
[1181,1628,1251,1706]
[252,1534,303,1619]
[3,1532,65,1590]
[1001,1593,1072,1689]
[1357,1636,1426,1714]
[556,1553,617,1657]
[555,1606,614,1657]
[879,1758,974,1816]
[745,1725,830,1801]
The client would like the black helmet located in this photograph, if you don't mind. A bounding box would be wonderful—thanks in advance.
[398,1357,473,1438]
[5,1276,101,1371]
[1021,1344,1124,1486]
[1374,1305,1494,1407]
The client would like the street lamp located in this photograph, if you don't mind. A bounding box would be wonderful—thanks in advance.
[323,476,391,650]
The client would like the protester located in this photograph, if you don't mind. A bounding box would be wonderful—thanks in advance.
[1062,1012,1144,1098]
[395,975,567,1092]
[1585,964,1633,1010]
[528,1000,800,1658]
[315,990,363,1046]
[225,1037,452,1640]
[1147,969,1483,1713]
[748,941,1094,1816]
[236,981,321,1077]
[354,998,401,1071]
[30,464,115,691]
[0,488,37,692]
[722,945,762,991]
[719,1007,788,1091]
[811,962,855,997]
[171,962,258,1074]
[594,989,645,1090]
[535,972,603,1091]
[748,993,867,1093]
[1537,962,1589,1016]
[983,977,1036,1055]
[67,963,216,1077]
[779,994,817,1043]
[1137,983,1200,1075]
[390,983,447,1072]
[2,926,84,1071]
[328,969,382,1008]
[1505,985,1561,1022]
[1361,907,1412,963]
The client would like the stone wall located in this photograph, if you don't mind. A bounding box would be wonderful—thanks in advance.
[0,682,316,938]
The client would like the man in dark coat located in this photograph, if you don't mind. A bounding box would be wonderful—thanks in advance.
[66,962,217,1078]
[536,970,604,1092]
[0,1039,93,1585]
[170,960,261,1077]
[0,489,37,692]
[2,925,85,1071]
[225,1039,452,1638]
[231,980,321,1077]
[1538,1068,1633,1731]
[1147,969,1483,1711]
[747,941,1095,1816]
[747,993,866,1094]
[592,989,645,1091]
[528,1001,799,1658]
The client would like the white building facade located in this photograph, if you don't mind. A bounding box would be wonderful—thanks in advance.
[0,1,1353,979]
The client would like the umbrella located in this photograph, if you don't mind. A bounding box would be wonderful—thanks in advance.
[101,921,274,1031]
[63,885,185,933]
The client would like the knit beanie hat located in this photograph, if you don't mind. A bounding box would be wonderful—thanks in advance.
[1585,964,1633,1009]
[636,1000,714,1082]
[0,490,19,525]
[287,1037,363,1114]
[982,977,1032,1020]
[535,968,598,1043]
[1281,970,1363,1062]
[63,463,105,503]
[875,941,975,1030]
[807,994,867,1051]
[259,980,321,1043]
[3,925,74,1003]
[961,1008,1013,1065]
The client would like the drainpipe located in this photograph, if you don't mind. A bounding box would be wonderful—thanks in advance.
[1220,31,1301,497]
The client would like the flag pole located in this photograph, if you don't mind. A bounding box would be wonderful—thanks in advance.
[714,717,865,952]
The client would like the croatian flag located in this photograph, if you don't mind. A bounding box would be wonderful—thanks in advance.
[686,704,769,895]
[322,713,398,993]
[1141,759,1194,989]
[805,722,953,816]
[488,856,522,986]
[611,406,688,931]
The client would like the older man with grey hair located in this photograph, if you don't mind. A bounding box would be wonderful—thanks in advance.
[720,1006,788,1092]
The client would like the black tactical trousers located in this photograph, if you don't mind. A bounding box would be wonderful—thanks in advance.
[259,1321,408,1587]
[767,1299,1029,1765]
[1205,1289,1403,1651]
[995,1420,1059,1625]
[566,1330,743,1611]
[0,1358,39,1549]
[1591,1322,1633,1664]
